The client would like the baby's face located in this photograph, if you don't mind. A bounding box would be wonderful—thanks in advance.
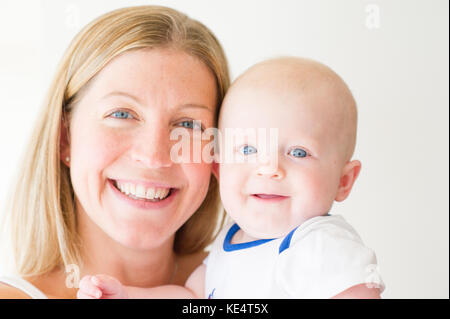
[218,76,350,239]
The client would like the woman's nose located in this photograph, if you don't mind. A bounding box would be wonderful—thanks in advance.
[129,126,173,168]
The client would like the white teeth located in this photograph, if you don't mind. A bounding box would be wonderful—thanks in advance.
[136,185,146,198]
[146,188,155,200]
[158,188,170,199]
[129,184,136,196]
[116,181,171,200]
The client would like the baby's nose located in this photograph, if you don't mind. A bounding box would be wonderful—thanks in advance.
[256,163,284,180]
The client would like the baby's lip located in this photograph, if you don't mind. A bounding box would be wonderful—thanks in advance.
[251,193,289,199]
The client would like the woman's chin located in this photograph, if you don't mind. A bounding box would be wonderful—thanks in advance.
[105,221,175,251]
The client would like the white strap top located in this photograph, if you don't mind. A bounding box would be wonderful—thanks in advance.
[0,276,48,299]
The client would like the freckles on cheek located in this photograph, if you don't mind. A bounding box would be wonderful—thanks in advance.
[186,163,212,184]
[186,137,216,164]
[93,132,124,164]
[181,163,213,210]
[72,124,126,178]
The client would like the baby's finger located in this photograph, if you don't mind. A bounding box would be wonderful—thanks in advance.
[78,275,92,287]
[79,275,103,298]
[77,289,99,299]
[91,274,122,295]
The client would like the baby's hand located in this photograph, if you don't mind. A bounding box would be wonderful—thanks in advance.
[77,274,129,299]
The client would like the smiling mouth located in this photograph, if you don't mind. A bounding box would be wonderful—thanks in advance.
[111,179,174,202]
[251,194,289,200]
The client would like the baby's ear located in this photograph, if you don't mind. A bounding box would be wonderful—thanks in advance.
[335,160,361,202]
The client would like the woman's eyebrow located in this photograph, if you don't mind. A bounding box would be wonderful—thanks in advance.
[101,91,141,103]
[101,91,213,113]
[176,103,213,113]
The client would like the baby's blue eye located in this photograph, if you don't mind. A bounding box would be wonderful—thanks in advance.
[111,110,133,119]
[289,148,308,158]
[240,145,257,155]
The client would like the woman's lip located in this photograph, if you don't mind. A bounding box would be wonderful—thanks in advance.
[108,179,179,210]
[112,178,176,189]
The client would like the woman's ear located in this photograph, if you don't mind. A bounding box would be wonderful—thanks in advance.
[60,116,71,167]
[335,160,361,202]
[212,161,219,181]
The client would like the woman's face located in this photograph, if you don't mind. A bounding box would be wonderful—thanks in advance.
[65,48,217,250]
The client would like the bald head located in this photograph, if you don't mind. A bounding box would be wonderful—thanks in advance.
[221,57,358,163]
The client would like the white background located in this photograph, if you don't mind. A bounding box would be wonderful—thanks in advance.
[0,0,448,298]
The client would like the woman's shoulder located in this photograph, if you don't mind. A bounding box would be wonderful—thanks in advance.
[0,282,32,299]
[0,276,49,299]
[175,250,209,285]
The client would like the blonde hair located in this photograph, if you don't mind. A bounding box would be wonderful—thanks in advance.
[3,5,230,277]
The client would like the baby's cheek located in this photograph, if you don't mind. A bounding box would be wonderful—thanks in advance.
[219,166,245,210]
[220,164,243,187]
[304,170,339,212]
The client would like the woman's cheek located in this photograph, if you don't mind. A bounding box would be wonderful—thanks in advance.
[182,161,213,203]
[189,133,216,164]
[70,125,126,202]
[73,126,123,171]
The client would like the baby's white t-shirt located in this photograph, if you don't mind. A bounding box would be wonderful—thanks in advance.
[204,214,384,298]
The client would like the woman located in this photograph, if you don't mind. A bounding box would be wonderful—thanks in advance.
[0,5,230,298]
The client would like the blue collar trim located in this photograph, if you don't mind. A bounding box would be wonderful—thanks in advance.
[278,213,331,254]
[223,223,276,252]
[278,226,299,254]
[223,214,332,253]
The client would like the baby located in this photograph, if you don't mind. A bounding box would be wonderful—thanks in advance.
[77,57,384,299]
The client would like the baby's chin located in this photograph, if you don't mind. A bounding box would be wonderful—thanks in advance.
[240,222,296,240]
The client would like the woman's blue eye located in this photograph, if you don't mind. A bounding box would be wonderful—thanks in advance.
[289,148,308,158]
[111,110,133,119]
[240,145,257,155]
[179,120,203,130]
